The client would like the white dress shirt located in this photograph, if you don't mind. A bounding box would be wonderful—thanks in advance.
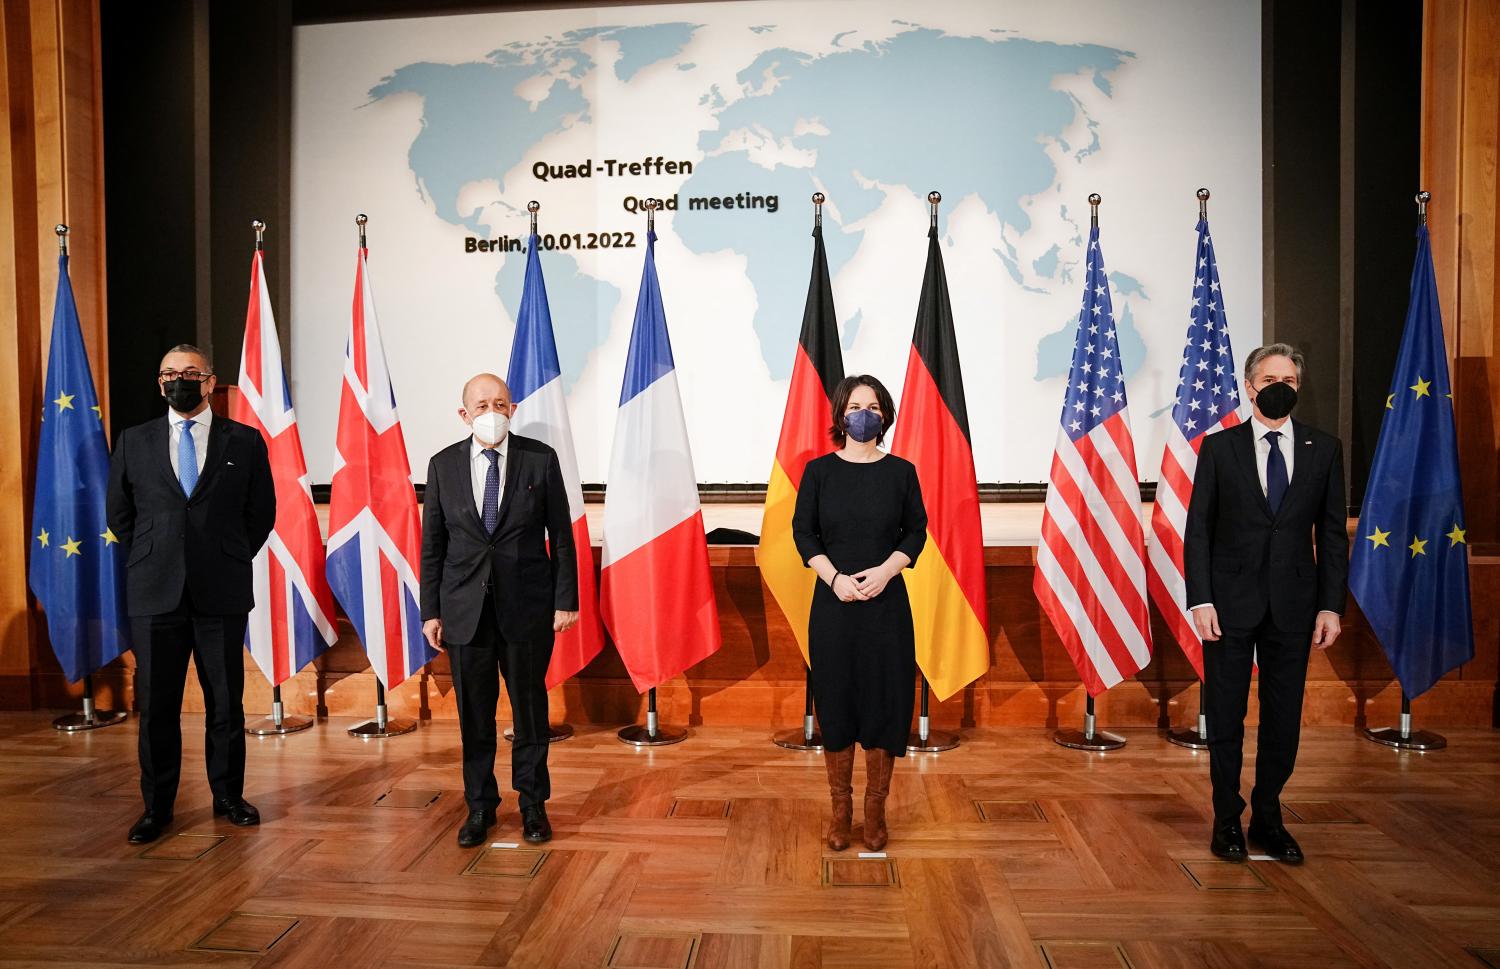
[470,435,508,518]
[168,406,212,477]
[1249,414,1295,496]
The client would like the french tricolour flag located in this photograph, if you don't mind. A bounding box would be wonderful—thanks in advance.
[326,241,436,690]
[230,247,338,685]
[506,233,604,688]
[600,229,721,692]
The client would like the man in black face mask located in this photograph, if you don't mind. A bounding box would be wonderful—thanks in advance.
[106,344,276,844]
[1184,343,1348,865]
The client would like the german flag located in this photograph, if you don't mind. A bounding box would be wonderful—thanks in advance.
[758,222,845,663]
[890,225,990,701]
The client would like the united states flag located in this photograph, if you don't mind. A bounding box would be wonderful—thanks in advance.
[1034,218,1152,696]
[231,247,338,686]
[1147,217,1243,677]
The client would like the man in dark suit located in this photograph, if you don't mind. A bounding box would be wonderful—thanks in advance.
[1185,343,1348,864]
[421,373,578,848]
[106,344,276,844]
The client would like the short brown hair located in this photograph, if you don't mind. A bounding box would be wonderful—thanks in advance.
[828,374,897,447]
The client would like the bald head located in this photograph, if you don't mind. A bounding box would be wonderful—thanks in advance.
[462,373,510,411]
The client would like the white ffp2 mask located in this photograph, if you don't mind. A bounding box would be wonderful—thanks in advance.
[471,412,510,445]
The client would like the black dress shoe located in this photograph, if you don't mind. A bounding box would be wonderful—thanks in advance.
[1210,818,1247,862]
[521,805,552,843]
[1248,819,1304,864]
[127,812,171,844]
[212,797,261,827]
[456,810,495,848]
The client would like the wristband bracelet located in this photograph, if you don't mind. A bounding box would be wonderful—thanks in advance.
[830,572,842,588]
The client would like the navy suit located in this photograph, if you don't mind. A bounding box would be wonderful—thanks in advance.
[1184,418,1348,823]
[107,412,275,815]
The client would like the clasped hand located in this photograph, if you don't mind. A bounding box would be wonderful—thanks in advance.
[833,564,894,602]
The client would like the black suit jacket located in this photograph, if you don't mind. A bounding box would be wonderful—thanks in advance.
[106,413,276,617]
[1184,419,1349,632]
[420,433,578,645]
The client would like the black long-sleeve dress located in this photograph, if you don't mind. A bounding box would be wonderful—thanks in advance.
[792,452,927,756]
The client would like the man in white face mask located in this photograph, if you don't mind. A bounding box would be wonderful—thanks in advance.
[420,373,579,848]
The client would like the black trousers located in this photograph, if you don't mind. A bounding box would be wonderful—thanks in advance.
[448,592,553,813]
[131,587,248,815]
[1203,610,1312,825]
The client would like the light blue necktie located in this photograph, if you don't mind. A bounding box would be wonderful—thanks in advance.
[178,419,199,496]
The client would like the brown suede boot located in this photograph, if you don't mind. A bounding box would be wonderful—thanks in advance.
[824,747,855,851]
[862,747,895,851]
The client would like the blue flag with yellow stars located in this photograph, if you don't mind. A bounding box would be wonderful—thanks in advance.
[1349,225,1472,699]
[27,253,131,681]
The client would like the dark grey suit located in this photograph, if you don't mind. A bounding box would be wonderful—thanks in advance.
[420,433,577,812]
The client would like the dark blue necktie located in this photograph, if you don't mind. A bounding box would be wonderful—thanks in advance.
[481,449,501,533]
[1265,430,1288,514]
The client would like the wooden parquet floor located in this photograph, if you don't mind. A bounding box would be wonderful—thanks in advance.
[1,713,1498,969]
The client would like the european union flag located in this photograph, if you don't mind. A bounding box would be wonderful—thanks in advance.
[1349,225,1472,698]
[27,253,131,682]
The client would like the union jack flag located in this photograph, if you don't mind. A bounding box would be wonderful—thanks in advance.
[230,247,338,686]
[1034,216,1153,696]
[1147,217,1243,677]
[326,239,435,690]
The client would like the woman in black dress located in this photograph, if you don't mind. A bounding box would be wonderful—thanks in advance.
[792,375,926,852]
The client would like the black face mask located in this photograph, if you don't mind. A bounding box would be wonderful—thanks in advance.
[1255,381,1297,420]
[162,378,205,413]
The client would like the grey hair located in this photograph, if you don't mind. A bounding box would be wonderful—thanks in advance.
[161,343,213,373]
[1244,343,1304,384]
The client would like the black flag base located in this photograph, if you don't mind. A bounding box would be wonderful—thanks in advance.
[505,723,574,744]
[53,675,127,732]
[1054,696,1126,751]
[348,682,416,739]
[246,686,313,736]
[773,719,824,751]
[618,688,686,746]
[1364,695,1447,751]
[774,668,824,751]
[1165,710,1209,749]
[1167,693,1209,749]
[905,677,960,752]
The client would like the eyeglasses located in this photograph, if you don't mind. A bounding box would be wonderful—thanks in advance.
[158,370,213,382]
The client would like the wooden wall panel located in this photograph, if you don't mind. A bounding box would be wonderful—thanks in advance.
[60,538,1496,730]
[0,0,109,707]
[1426,0,1500,543]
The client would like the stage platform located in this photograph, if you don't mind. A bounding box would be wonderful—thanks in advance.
[2,712,1498,967]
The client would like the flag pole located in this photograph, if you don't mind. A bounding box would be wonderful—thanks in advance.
[1358,191,1450,754]
[613,198,690,748]
[501,200,575,747]
[47,225,128,733]
[904,191,962,754]
[1167,188,1215,750]
[772,191,829,753]
[1052,195,1127,753]
[238,220,314,738]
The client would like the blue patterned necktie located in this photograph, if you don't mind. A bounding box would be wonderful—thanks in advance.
[481,448,501,533]
[178,419,199,496]
[1264,430,1288,514]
